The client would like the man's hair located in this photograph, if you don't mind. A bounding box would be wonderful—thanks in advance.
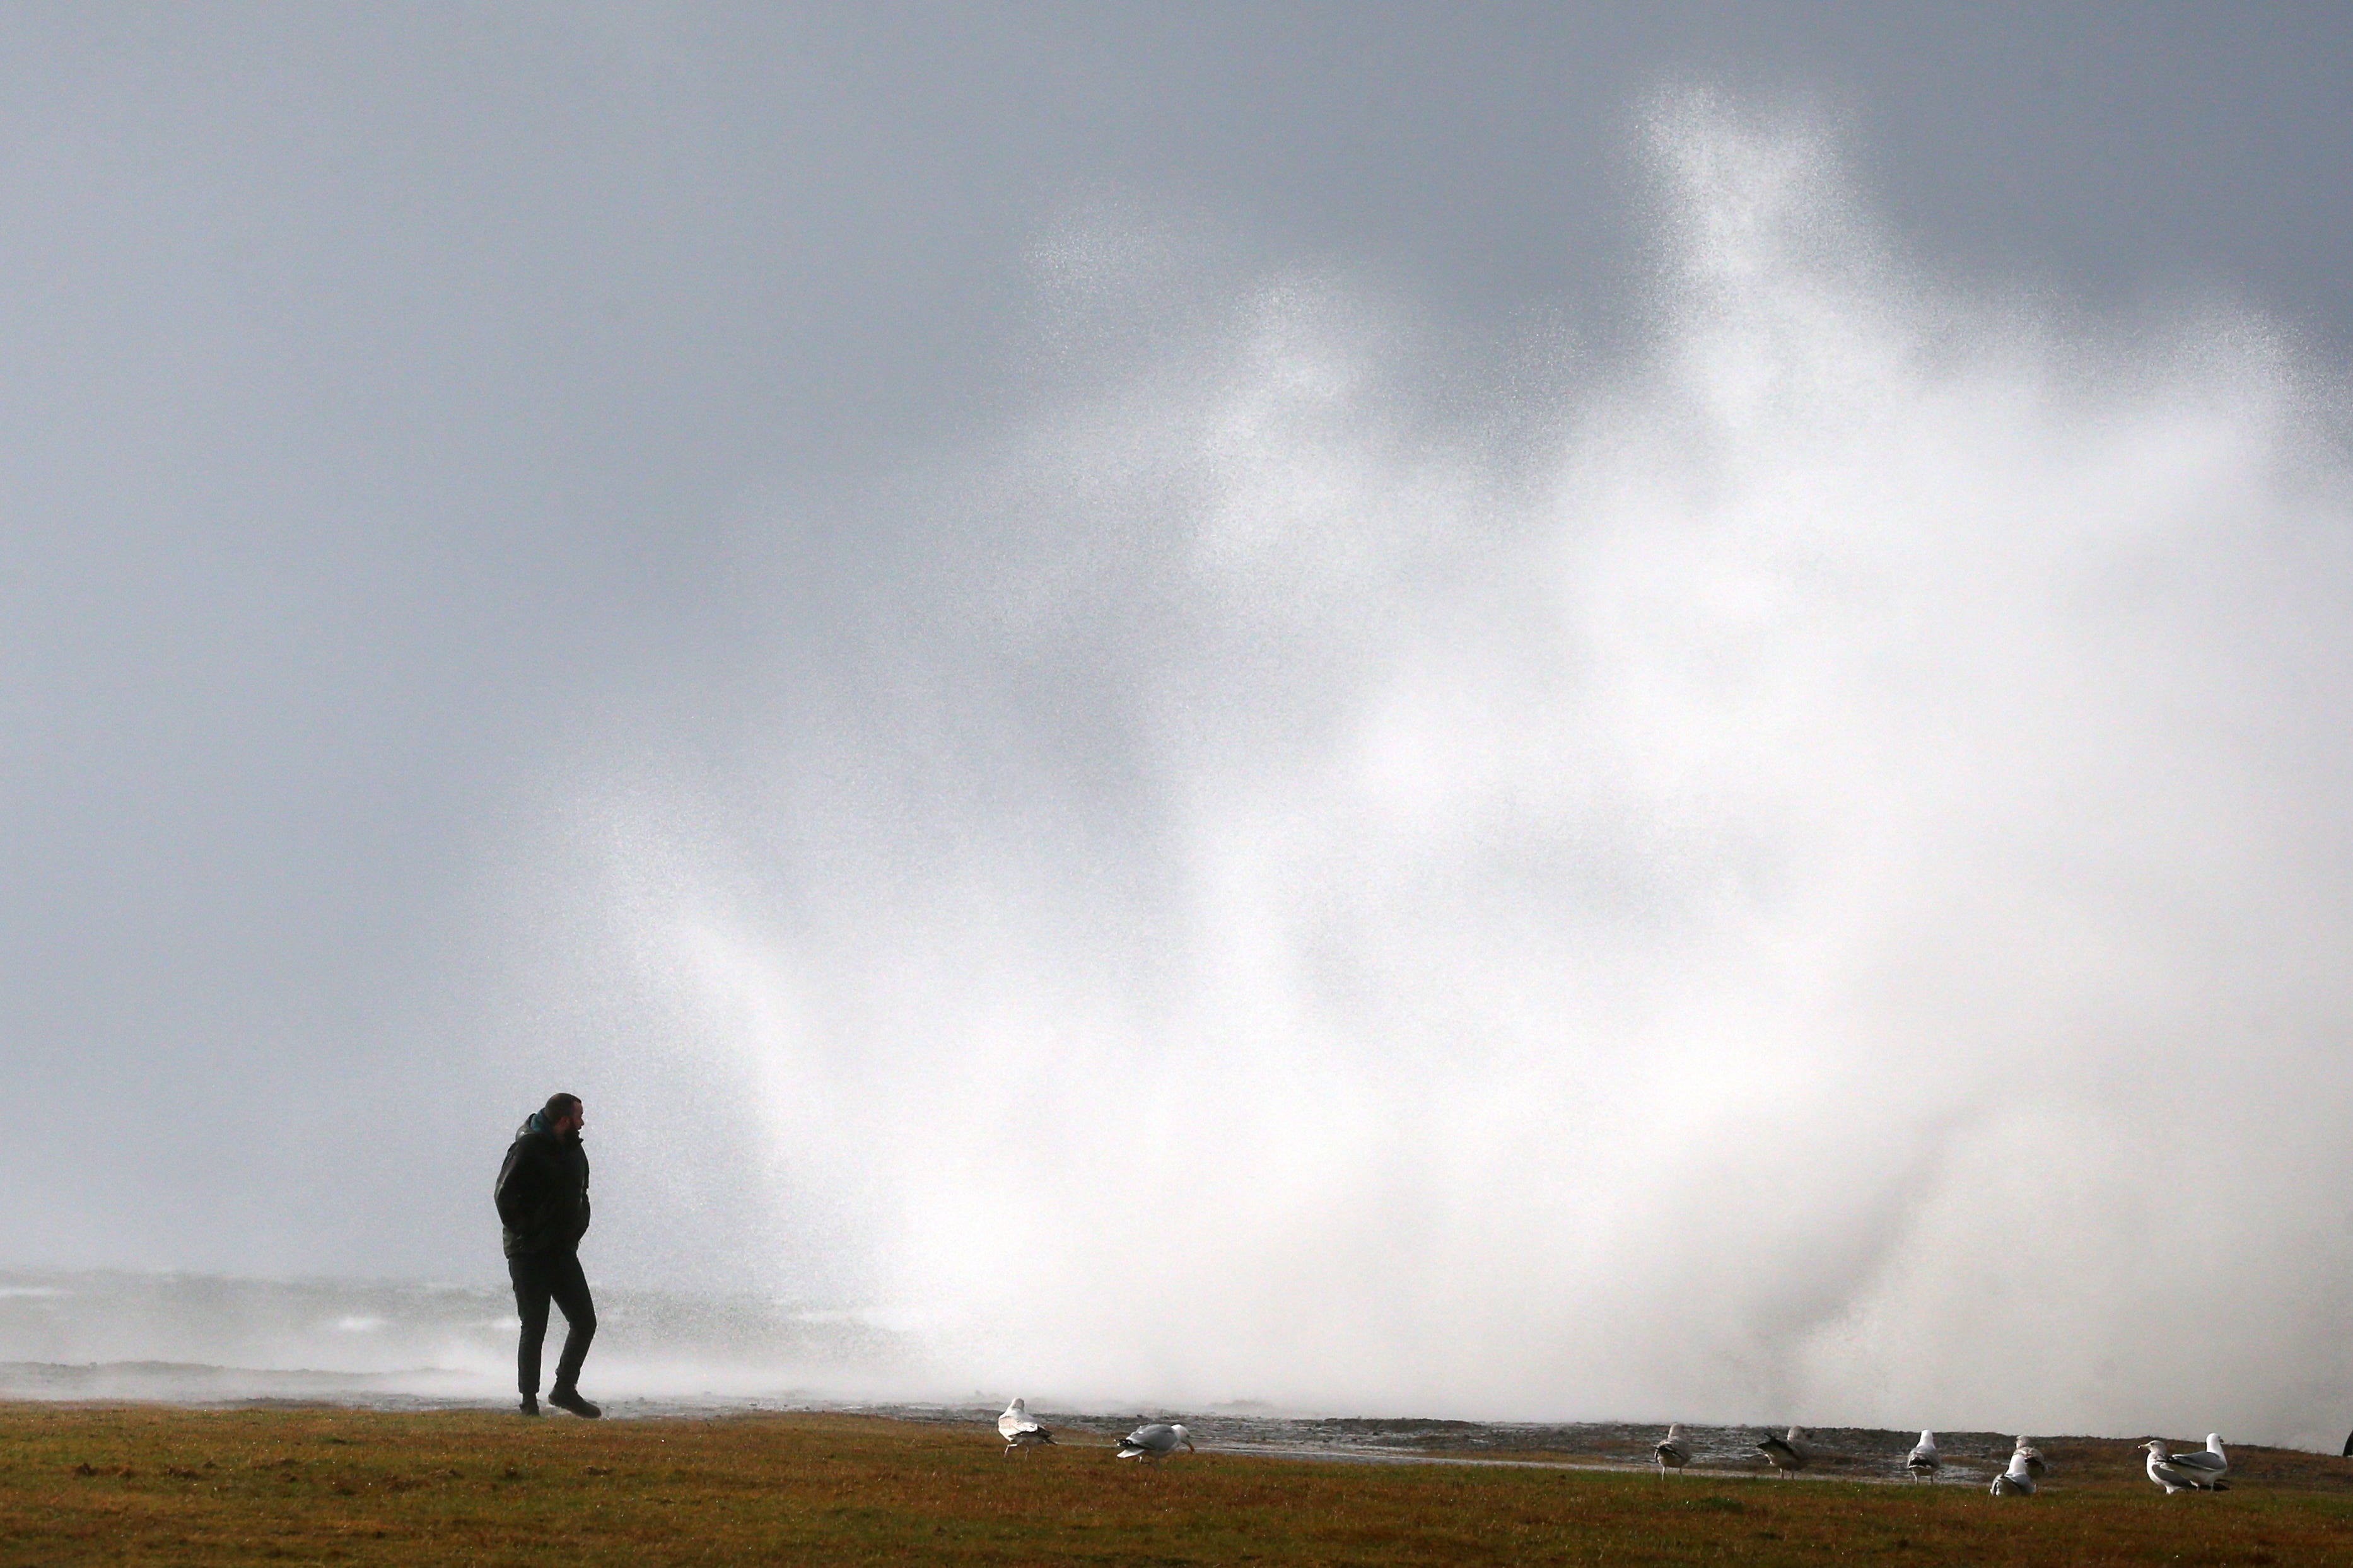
[544,1092,582,1124]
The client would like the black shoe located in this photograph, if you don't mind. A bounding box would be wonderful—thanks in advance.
[520,1395,542,1417]
[547,1386,602,1419]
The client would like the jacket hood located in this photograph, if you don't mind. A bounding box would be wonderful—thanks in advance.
[515,1109,580,1143]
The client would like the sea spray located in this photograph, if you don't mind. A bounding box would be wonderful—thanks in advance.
[549,95,2353,1446]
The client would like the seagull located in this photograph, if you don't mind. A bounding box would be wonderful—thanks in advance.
[996,1398,1055,1457]
[1905,1431,1939,1482]
[2144,1438,2227,1494]
[2012,1437,2049,1480]
[1757,1427,1809,1477]
[1116,1423,1195,1465]
[2164,1434,2229,1490]
[1988,1451,2037,1497]
[1654,1424,1693,1475]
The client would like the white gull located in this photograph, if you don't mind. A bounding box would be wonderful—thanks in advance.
[1116,1423,1195,1465]
[2163,1434,2229,1489]
[1757,1427,1809,1477]
[1988,1451,2037,1497]
[2143,1437,2226,1494]
[996,1397,1055,1457]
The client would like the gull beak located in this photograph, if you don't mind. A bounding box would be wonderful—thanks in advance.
[1184,1439,1197,1452]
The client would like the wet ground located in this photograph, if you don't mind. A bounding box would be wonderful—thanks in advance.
[874,1407,2353,1496]
[861,1406,2047,1484]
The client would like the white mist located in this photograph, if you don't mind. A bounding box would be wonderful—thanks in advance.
[555,96,2353,1447]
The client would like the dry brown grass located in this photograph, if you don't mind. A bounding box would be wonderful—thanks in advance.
[3,1403,2351,1565]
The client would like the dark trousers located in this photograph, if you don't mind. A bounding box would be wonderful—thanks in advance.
[508,1250,596,1395]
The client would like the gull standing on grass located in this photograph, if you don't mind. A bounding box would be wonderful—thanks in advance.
[1653,1424,1693,1475]
[1116,1424,1195,1465]
[997,1398,1055,1457]
[1757,1427,1809,1477]
[2143,1437,2228,1494]
[1904,1431,1938,1482]
[1988,1452,2037,1496]
[2012,1437,2049,1480]
[2161,1435,2229,1489]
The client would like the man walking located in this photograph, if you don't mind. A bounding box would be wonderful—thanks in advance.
[494,1092,600,1417]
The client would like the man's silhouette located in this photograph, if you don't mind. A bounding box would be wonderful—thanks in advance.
[494,1091,600,1417]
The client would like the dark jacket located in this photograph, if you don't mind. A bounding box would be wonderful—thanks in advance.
[495,1111,591,1258]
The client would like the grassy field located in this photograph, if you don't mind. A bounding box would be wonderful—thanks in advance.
[4,1403,2352,1565]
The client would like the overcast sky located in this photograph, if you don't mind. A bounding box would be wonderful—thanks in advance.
[6,1,2353,1431]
